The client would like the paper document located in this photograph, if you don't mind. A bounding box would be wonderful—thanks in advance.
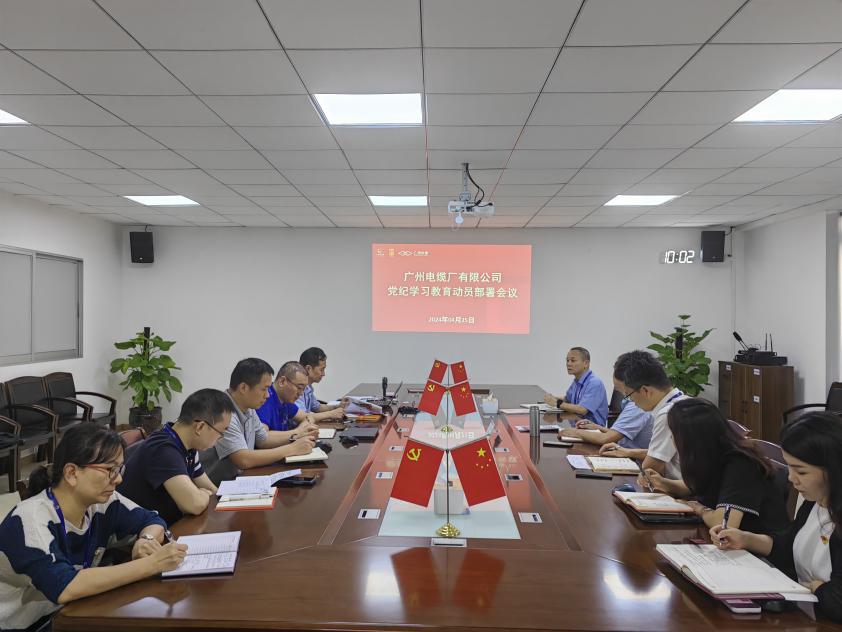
[515,424,560,432]
[500,408,529,415]
[345,397,383,415]
[162,531,241,577]
[613,491,694,513]
[319,428,336,439]
[556,429,602,442]
[285,447,329,463]
[519,403,563,413]
[216,469,302,497]
[586,456,639,474]
[567,455,590,469]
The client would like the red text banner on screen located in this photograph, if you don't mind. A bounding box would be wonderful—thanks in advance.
[371,244,531,334]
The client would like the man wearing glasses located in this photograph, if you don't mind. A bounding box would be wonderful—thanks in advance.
[256,361,316,431]
[119,388,235,525]
[542,347,609,425]
[598,350,687,479]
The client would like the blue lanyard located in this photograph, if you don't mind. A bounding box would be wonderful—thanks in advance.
[572,372,592,403]
[46,488,95,569]
[666,390,683,404]
[164,424,195,472]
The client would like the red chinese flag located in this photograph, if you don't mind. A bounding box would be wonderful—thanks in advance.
[450,438,505,506]
[418,380,446,415]
[390,439,444,506]
[452,548,505,612]
[428,359,447,384]
[449,382,477,416]
[450,361,469,384]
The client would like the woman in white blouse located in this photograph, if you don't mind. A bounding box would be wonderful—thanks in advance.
[711,412,842,622]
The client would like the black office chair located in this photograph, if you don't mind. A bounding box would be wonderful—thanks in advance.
[2,380,58,467]
[607,389,624,427]
[0,400,22,493]
[44,372,117,430]
[782,382,842,427]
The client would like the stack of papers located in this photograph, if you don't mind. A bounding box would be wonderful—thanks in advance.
[215,470,301,511]
[162,531,241,577]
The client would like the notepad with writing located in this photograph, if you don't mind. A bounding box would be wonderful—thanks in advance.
[613,491,695,514]
[285,446,329,463]
[319,428,336,439]
[162,531,241,578]
[585,456,640,474]
[656,544,816,601]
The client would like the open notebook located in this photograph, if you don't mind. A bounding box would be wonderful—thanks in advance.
[657,544,817,601]
[162,531,241,578]
[613,491,695,514]
[585,456,640,474]
[285,446,329,464]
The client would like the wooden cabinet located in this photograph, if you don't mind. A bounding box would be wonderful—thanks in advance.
[718,361,794,442]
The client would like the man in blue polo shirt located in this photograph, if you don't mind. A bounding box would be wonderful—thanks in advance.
[297,347,346,422]
[543,346,609,426]
[256,361,314,431]
[119,388,235,525]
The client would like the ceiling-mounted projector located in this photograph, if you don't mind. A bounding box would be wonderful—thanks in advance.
[448,163,495,227]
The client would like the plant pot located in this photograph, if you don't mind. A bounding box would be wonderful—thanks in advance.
[129,406,163,435]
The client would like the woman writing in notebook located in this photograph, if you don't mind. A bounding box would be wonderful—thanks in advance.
[640,398,789,534]
[0,424,188,631]
[712,412,842,622]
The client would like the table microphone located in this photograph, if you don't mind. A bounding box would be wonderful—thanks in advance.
[382,376,388,400]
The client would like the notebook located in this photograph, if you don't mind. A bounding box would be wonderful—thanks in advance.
[216,469,302,496]
[515,424,560,432]
[342,426,380,440]
[285,446,329,463]
[162,531,241,577]
[319,428,336,439]
[656,544,817,601]
[556,429,602,443]
[585,456,640,474]
[613,491,695,514]
[216,487,278,511]
[519,403,563,413]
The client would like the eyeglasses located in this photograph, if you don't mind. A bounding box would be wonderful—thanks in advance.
[196,419,226,437]
[82,462,125,481]
[622,387,641,402]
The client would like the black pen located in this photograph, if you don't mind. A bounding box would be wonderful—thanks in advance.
[721,504,732,529]
[636,460,654,492]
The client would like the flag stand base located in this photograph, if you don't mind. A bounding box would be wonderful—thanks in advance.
[436,522,460,537]
[440,425,454,433]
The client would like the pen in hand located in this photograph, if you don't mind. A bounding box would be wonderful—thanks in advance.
[636,460,654,492]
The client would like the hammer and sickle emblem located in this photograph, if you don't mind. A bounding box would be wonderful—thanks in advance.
[427,384,435,392]
[407,448,422,461]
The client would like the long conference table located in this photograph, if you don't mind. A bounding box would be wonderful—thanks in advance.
[55,384,842,631]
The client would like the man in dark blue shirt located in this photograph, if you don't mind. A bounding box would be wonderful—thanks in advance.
[119,389,235,525]
[256,361,316,431]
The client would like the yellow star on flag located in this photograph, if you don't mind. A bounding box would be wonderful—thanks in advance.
[476,447,486,458]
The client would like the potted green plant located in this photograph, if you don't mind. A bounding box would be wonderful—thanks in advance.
[648,314,713,397]
[110,326,183,433]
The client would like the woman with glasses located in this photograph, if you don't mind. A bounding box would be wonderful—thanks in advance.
[641,398,789,534]
[0,423,187,631]
[712,412,842,622]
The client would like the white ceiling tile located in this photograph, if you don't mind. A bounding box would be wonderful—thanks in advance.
[787,123,842,148]
[355,170,427,185]
[622,182,698,195]
[0,183,47,195]
[531,93,652,125]
[250,196,312,208]
[688,182,765,196]
[423,0,580,47]
[86,213,138,224]
[425,48,557,93]
[139,127,251,151]
[507,149,594,169]
[0,0,140,49]
[234,126,337,150]
[498,169,576,184]
[547,46,695,92]
[333,127,425,150]
[575,216,627,227]
[427,150,510,170]
[568,169,654,185]
[20,51,188,95]
[263,0,420,48]
[297,184,364,196]
[132,169,234,195]
[283,215,336,227]
[538,206,596,215]
[428,169,499,185]
[427,126,520,150]
[568,0,742,45]
[208,170,289,185]
[290,49,422,93]
[311,206,375,216]
[66,195,136,206]
[665,147,769,168]
[96,183,173,196]
[714,167,812,183]
[361,184,427,196]
[698,123,821,148]
[331,216,383,228]
[12,149,116,169]
[381,216,430,228]
[0,127,76,150]
[788,166,842,183]
[641,168,730,183]
[282,170,358,184]
[153,51,304,96]
[93,150,194,169]
[631,91,773,124]
[747,147,842,168]
[588,148,682,168]
[177,150,273,170]
[33,182,110,196]
[426,94,535,125]
[755,181,842,196]
[518,125,619,150]
[309,196,370,208]
[227,214,287,228]
[203,96,322,126]
[0,95,123,125]
[787,50,842,89]
[0,51,74,94]
[493,184,560,196]
[663,195,736,209]
[44,126,164,150]
[666,44,841,91]
[714,0,842,44]
[557,183,629,196]
[90,96,223,126]
[477,217,529,227]
[98,0,278,49]
[606,124,719,149]
[527,217,579,227]
[0,168,78,183]
[263,150,349,170]
[344,150,426,170]
[363,205,423,216]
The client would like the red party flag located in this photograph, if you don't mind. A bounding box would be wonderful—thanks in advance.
[428,359,447,384]
[390,439,444,506]
[418,380,447,415]
[450,438,505,506]
[449,381,477,416]
[450,361,469,384]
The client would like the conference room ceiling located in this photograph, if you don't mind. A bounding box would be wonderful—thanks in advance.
[0,0,840,229]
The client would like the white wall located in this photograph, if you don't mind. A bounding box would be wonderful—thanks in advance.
[120,227,734,421]
[0,192,122,408]
[734,210,839,404]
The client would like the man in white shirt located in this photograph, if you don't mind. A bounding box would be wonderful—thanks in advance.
[599,350,687,478]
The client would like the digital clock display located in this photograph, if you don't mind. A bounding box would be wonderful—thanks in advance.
[662,249,696,264]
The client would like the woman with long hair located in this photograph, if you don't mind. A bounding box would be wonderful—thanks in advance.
[641,397,789,533]
[712,412,842,621]
[0,424,187,631]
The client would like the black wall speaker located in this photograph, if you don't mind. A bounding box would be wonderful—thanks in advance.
[130,232,154,263]
[700,230,725,263]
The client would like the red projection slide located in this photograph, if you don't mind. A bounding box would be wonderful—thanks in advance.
[372,244,531,334]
